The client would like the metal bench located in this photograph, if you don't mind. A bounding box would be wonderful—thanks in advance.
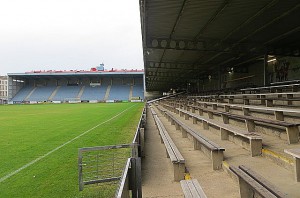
[180,179,207,198]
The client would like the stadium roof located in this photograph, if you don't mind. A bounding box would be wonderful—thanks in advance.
[8,70,144,79]
[140,0,300,91]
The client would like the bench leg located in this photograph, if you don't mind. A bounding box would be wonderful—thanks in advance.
[175,123,180,130]
[244,98,250,105]
[212,104,217,110]
[243,108,250,116]
[220,129,229,140]
[286,126,299,144]
[224,105,230,112]
[238,177,254,198]
[294,157,300,182]
[208,112,213,119]
[246,120,255,132]
[174,163,185,182]
[185,114,189,120]
[193,138,200,150]
[180,111,184,117]
[193,117,197,124]
[260,95,266,105]
[181,128,188,138]
[211,151,223,170]
[274,111,284,121]
[170,119,175,125]
[222,115,229,124]
[266,99,273,107]
[192,107,195,113]
[250,139,262,157]
[229,98,233,104]
[199,109,203,116]
[203,121,209,130]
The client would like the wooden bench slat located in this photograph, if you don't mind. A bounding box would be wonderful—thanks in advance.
[150,106,186,181]
[239,165,288,198]
[222,112,300,127]
[230,166,278,198]
[154,116,180,163]
[164,109,224,151]
[180,179,207,198]
[177,108,262,140]
[181,180,193,197]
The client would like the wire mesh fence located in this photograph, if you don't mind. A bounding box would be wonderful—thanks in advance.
[78,144,135,198]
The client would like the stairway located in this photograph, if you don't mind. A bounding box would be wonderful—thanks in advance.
[129,85,133,100]
[77,86,85,99]
[48,86,61,101]
[24,87,37,101]
[104,85,111,100]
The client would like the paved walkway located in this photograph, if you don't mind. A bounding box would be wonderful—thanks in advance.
[142,107,183,197]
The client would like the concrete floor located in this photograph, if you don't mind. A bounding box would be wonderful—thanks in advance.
[142,104,300,198]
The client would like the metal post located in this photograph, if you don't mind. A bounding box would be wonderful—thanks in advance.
[264,54,268,86]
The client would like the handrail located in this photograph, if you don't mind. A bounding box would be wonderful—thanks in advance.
[115,158,131,198]
[147,92,185,104]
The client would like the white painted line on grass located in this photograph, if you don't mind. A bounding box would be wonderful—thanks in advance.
[0,104,137,183]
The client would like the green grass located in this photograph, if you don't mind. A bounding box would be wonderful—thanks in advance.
[0,102,144,198]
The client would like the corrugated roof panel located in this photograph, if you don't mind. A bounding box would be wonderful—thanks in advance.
[201,0,272,39]
[146,0,185,38]
[173,0,224,39]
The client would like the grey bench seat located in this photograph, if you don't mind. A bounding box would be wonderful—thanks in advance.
[284,148,300,182]
[184,103,300,144]
[230,165,288,198]
[221,112,300,144]
[150,106,185,181]
[176,108,262,157]
[157,106,225,170]
[180,179,207,198]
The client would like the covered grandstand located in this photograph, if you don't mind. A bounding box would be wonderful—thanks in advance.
[7,68,144,104]
[139,1,300,198]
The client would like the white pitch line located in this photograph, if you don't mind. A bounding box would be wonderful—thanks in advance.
[0,104,137,183]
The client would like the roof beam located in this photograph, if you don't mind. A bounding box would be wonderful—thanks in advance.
[203,1,300,64]
[194,0,230,39]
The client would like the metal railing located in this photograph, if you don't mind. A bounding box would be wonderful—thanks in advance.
[78,105,146,198]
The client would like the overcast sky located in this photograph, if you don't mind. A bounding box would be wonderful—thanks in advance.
[0,0,144,75]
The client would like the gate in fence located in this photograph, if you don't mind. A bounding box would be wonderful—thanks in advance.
[78,143,142,197]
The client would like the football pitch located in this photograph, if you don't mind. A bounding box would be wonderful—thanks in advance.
[0,102,145,198]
